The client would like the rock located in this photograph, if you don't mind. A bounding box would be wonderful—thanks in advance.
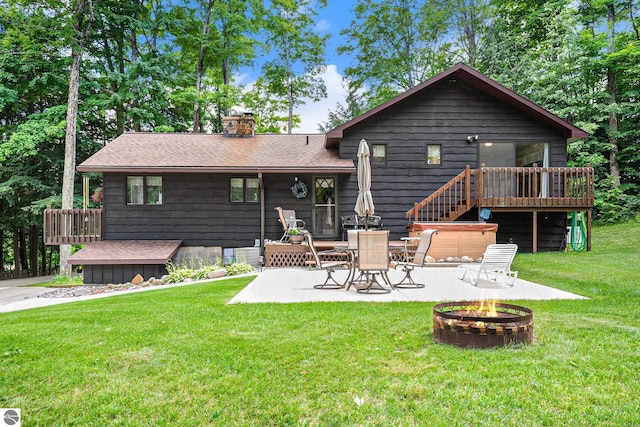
[208,269,227,279]
[183,277,194,282]
[461,256,474,263]
[131,274,144,285]
[446,257,454,262]
[161,274,171,282]
[425,256,436,263]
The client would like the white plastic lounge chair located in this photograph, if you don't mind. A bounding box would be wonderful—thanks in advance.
[457,243,518,286]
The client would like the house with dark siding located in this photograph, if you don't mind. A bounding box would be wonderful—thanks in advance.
[47,63,593,284]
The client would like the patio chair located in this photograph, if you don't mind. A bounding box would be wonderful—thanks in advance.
[340,215,357,240]
[391,229,437,288]
[275,206,305,242]
[351,230,392,294]
[304,231,351,289]
[457,243,519,287]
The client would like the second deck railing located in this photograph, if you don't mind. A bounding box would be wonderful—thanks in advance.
[43,207,103,245]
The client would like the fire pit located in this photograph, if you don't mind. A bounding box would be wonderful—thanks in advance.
[433,301,533,349]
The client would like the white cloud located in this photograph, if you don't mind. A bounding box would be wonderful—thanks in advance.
[233,64,348,134]
[292,64,347,133]
[316,19,331,32]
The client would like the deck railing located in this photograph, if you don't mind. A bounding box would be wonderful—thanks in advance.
[406,166,594,222]
[476,166,595,208]
[43,207,103,245]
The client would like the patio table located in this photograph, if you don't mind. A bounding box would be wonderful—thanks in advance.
[335,244,404,291]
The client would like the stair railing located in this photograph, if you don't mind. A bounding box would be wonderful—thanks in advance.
[405,165,476,223]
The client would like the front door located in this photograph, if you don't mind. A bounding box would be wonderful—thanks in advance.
[313,177,337,238]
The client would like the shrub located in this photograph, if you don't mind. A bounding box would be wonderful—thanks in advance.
[226,262,255,276]
[165,258,253,283]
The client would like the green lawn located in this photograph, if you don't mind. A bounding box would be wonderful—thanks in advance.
[1,223,639,426]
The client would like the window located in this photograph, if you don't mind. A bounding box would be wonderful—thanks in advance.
[372,144,387,164]
[230,177,259,202]
[127,176,163,205]
[427,144,441,165]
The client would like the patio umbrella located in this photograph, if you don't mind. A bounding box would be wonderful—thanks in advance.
[355,139,375,229]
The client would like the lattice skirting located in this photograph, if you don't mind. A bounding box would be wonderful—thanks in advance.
[266,251,309,268]
[264,244,405,268]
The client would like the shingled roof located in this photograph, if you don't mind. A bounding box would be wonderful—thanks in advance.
[77,133,355,174]
[325,63,588,147]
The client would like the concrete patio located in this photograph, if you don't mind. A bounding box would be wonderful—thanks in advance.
[228,266,587,304]
[0,265,587,313]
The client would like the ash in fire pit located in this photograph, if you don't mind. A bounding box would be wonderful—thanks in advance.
[433,301,533,349]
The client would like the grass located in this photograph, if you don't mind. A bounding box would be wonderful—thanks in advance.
[29,274,84,288]
[2,223,640,426]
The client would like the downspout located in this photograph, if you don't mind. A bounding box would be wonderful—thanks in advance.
[258,171,265,258]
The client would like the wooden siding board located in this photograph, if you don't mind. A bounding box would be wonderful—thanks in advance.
[336,80,570,248]
[104,172,317,247]
[83,264,168,284]
[99,79,574,252]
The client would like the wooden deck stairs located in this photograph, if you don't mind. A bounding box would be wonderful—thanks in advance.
[406,165,595,223]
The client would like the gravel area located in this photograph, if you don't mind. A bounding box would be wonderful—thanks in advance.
[38,278,169,298]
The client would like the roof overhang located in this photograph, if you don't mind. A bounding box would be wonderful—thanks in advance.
[77,165,356,174]
[68,240,182,265]
[325,63,588,147]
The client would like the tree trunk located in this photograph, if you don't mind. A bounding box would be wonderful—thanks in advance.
[0,229,3,274]
[13,232,20,276]
[131,7,141,133]
[61,0,94,276]
[40,231,47,276]
[194,1,215,133]
[607,3,621,187]
[30,225,39,276]
[60,50,82,276]
[19,227,28,272]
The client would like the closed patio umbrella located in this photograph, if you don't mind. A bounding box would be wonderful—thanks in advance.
[355,139,375,229]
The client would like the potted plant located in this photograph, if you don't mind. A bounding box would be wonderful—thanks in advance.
[287,228,304,244]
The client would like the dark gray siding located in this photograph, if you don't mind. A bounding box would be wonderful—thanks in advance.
[337,80,569,249]
[83,264,168,284]
[103,173,317,247]
[101,80,571,252]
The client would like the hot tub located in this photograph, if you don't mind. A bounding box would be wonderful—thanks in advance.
[407,222,497,260]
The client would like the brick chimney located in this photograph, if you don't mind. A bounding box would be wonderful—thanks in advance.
[223,112,255,137]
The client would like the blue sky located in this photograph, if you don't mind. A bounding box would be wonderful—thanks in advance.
[237,0,358,133]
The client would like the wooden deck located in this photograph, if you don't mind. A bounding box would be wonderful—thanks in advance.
[406,166,594,222]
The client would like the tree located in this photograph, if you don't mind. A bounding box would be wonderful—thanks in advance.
[258,0,328,134]
[60,0,94,276]
[317,90,368,132]
[338,0,452,107]
[87,0,176,136]
[479,0,640,222]
[168,0,255,133]
[241,77,298,133]
[1,1,73,276]
[436,0,492,67]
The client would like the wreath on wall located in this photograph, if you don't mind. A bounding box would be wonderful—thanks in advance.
[290,177,308,199]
